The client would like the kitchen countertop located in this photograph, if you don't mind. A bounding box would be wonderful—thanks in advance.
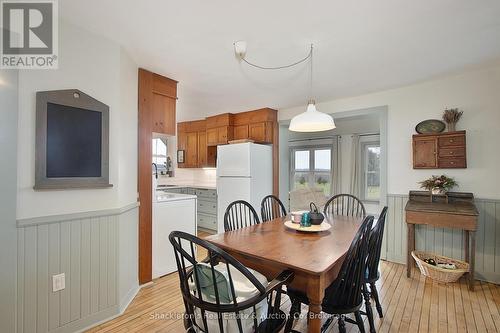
[155,192,197,202]
[156,182,217,190]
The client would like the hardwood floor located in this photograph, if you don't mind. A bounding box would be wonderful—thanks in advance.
[87,237,500,332]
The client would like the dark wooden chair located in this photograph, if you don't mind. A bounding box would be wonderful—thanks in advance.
[362,206,388,333]
[261,195,287,222]
[169,231,294,333]
[285,216,374,333]
[323,194,366,218]
[224,200,260,231]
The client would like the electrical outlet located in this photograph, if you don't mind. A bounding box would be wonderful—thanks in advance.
[52,273,65,292]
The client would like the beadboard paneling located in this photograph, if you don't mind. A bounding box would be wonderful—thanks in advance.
[16,205,138,333]
[385,194,500,283]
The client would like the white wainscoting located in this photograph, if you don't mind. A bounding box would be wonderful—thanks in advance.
[384,194,500,284]
[16,203,139,333]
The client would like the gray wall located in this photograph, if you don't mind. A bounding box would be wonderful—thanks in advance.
[0,69,19,333]
[16,205,138,333]
[384,194,500,283]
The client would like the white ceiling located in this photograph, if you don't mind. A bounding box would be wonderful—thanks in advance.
[60,0,500,121]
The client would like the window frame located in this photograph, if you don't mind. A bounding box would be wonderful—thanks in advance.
[289,142,335,196]
[152,138,168,171]
[360,140,381,203]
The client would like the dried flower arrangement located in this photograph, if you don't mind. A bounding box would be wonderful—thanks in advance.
[419,175,458,195]
[442,108,463,132]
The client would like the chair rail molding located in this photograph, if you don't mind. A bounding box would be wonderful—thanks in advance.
[16,203,139,333]
[384,194,500,284]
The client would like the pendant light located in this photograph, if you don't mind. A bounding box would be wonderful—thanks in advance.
[289,46,336,132]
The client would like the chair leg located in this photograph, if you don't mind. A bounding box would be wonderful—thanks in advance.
[370,282,383,318]
[338,315,346,333]
[355,311,366,333]
[320,315,334,333]
[285,299,301,332]
[363,284,376,333]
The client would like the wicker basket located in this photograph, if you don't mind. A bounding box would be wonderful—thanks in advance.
[411,251,469,283]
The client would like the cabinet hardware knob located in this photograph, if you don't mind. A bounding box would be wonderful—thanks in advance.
[450,161,455,164]
[450,151,454,154]
[450,139,454,143]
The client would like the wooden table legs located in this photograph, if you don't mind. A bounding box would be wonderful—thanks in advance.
[407,225,475,290]
[469,231,475,291]
[307,278,325,333]
[407,224,415,278]
[464,230,475,290]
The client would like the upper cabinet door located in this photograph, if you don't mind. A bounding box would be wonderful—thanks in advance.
[198,131,207,167]
[206,128,218,146]
[249,122,272,143]
[217,126,229,144]
[233,125,249,140]
[149,72,177,136]
[413,137,438,168]
[185,132,198,167]
[152,93,176,135]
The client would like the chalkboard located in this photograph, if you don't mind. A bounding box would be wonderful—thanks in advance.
[46,102,102,178]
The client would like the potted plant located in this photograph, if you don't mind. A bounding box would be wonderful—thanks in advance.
[419,175,458,195]
[442,108,463,132]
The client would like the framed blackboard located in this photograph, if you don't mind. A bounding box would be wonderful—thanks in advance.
[35,89,112,189]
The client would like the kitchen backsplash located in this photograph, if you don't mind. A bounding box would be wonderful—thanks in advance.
[158,168,217,187]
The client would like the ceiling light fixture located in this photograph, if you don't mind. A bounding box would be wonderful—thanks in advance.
[233,41,335,132]
[289,45,335,132]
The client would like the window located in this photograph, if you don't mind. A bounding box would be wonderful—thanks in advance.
[291,147,333,196]
[362,143,380,201]
[152,138,167,171]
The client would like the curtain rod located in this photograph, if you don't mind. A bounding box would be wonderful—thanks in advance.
[348,132,380,137]
[288,136,337,142]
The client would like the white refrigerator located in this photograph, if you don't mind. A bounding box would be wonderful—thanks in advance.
[216,143,273,233]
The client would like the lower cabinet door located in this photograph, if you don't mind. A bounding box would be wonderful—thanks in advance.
[197,213,217,230]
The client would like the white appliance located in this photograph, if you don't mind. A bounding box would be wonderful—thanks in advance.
[152,192,197,279]
[216,143,273,232]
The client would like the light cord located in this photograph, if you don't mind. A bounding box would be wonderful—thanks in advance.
[240,44,313,71]
[309,44,314,102]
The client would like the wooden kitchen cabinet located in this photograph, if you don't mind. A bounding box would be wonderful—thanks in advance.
[177,120,209,168]
[206,114,234,146]
[413,131,467,169]
[206,128,218,146]
[149,72,177,136]
[138,68,178,284]
[176,108,278,195]
[185,132,198,167]
[152,93,175,134]
[249,122,273,142]
[206,126,234,146]
[198,131,207,167]
[233,124,249,140]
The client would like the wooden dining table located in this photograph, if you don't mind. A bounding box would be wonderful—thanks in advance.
[204,214,363,333]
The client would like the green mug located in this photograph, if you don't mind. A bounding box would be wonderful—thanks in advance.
[300,212,311,227]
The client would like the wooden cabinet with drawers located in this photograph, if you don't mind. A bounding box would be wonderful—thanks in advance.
[412,131,467,169]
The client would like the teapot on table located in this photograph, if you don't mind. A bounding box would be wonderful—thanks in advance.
[309,202,324,225]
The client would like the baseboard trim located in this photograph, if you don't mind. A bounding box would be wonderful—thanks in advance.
[67,284,141,333]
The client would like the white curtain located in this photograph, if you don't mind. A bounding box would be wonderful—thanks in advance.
[333,136,342,195]
[349,135,361,197]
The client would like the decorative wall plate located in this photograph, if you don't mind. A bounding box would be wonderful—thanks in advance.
[415,119,446,134]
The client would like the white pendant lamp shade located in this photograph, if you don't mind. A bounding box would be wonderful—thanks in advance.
[289,101,336,132]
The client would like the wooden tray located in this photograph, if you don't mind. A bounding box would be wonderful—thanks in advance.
[284,220,331,232]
